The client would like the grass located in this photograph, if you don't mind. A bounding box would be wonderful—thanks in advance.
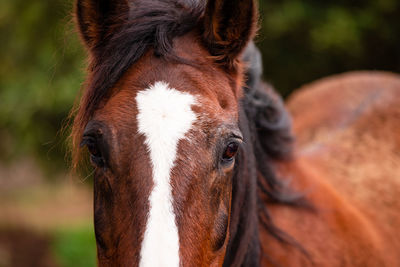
[51,224,96,267]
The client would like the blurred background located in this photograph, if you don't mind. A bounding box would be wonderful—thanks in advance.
[0,0,399,266]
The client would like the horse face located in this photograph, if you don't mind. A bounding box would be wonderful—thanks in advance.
[73,0,257,266]
[86,49,242,266]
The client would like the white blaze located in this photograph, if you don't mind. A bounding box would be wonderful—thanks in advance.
[136,81,197,267]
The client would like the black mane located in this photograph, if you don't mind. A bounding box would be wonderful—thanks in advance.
[223,43,307,267]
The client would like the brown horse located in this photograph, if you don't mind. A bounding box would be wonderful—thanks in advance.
[71,0,400,266]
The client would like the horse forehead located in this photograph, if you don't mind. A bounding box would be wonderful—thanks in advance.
[136,81,198,135]
[135,80,198,267]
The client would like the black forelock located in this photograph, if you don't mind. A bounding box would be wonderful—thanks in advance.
[83,0,205,120]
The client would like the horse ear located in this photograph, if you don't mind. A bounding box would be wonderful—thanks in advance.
[75,0,130,50]
[202,0,258,67]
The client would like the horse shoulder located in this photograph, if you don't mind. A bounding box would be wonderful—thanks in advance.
[288,71,400,232]
[260,71,400,266]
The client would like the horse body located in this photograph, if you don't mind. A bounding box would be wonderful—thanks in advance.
[260,72,400,266]
[71,0,400,265]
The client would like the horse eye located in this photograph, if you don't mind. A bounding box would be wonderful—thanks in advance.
[87,141,100,157]
[222,142,239,161]
[81,136,104,167]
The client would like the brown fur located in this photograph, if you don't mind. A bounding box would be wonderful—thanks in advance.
[87,37,243,266]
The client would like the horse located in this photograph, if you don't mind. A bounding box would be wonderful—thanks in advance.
[70,0,400,266]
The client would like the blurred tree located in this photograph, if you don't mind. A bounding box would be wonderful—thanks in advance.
[0,0,399,173]
[0,0,84,174]
[258,0,400,96]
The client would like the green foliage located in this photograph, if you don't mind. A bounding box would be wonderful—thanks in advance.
[0,0,84,172]
[258,0,400,96]
[52,225,97,267]
[0,0,399,172]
